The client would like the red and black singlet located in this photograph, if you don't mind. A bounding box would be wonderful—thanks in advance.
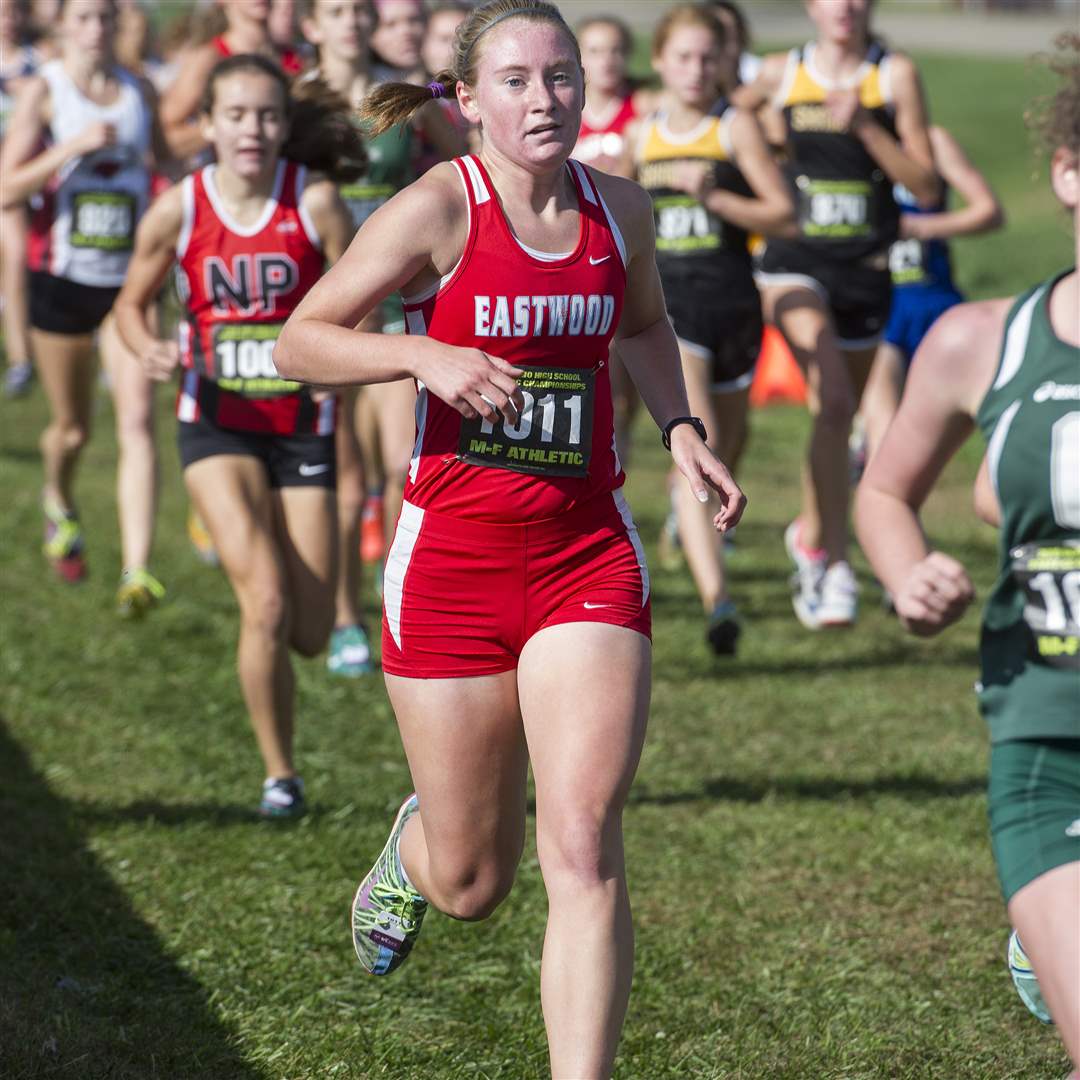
[175,158,333,436]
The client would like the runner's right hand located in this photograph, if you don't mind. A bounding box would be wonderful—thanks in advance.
[140,340,181,382]
[416,342,525,424]
[894,551,974,636]
[74,122,117,156]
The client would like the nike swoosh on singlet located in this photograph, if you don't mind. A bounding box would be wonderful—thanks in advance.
[589,255,611,265]
[298,462,330,476]
[1066,819,1080,838]
[583,601,611,609]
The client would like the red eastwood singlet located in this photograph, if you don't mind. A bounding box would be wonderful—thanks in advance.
[175,159,333,436]
[212,35,304,76]
[400,153,628,523]
[574,94,637,168]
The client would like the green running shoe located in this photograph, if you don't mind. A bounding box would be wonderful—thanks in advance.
[1006,933,1049,1023]
[43,500,86,583]
[1008,930,1053,1024]
[351,794,428,975]
[327,624,374,676]
[116,568,166,619]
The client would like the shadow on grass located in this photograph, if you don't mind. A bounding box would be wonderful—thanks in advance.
[652,639,984,673]
[72,799,329,827]
[629,772,985,807]
[0,717,263,1080]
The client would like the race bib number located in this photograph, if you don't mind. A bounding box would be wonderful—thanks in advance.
[211,323,301,398]
[71,191,135,251]
[339,182,394,231]
[796,177,873,239]
[654,195,721,254]
[458,366,594,478]
[1011,541,1080,669]
[888,237,928,285]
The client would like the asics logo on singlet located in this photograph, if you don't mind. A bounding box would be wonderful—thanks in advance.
[474,294,616,338]
[1033,381,1080,403]
[205,254,300,317]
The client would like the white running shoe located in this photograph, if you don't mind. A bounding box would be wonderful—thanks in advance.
[818,561,858,627]
[784,520,826,629]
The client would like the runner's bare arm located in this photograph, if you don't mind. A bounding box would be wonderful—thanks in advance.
[301,178,354,264]
[855,298,1010,632]
[835,52,938,206]
[700,108,795,237]
[159,44,217,160]
[113,186,185,379]
[275,165,524,425]
[901,125,1005,242]
[596,171,746,529]
[0,76,114,206]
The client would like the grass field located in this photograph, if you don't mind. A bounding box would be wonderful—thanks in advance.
[1,49,1075,1080]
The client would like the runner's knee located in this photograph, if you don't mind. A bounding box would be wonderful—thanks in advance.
[426,854,518,922]
[537,810,623,891]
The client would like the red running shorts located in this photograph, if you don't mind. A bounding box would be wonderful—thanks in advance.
[381,490,651,678]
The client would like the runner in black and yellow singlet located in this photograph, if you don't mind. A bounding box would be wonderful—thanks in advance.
[737,0,937,632]
[629,4,793,656]
[856,37,1080,1070]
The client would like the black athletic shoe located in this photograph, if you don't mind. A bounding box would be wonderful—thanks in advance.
[260,776,306,819]
[707,602,741,657]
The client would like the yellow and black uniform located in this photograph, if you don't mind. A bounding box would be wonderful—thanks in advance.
[636,105,763,391]
[758,41,898,348]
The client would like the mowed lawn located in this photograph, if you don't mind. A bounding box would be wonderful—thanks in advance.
[0,50,1074,1080]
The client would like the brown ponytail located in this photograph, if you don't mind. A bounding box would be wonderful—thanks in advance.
[360,0,580,137]
[202,55,367,184]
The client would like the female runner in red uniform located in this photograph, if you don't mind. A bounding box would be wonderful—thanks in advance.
[115,54,358,818]
[275,1,745,1072]
[160,0,303,162]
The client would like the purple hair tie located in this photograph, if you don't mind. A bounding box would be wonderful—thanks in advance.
[428,81,446,99]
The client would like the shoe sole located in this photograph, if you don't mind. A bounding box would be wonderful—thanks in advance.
[351,795,418,975]
[707,619,740,656]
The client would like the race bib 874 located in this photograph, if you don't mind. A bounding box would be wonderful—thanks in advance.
[458,366,595,479]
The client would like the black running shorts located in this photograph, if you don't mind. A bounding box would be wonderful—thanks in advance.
[757,241,892,350]
[29,271,120,336]
[659,264,763,392]
[177,411,336,489]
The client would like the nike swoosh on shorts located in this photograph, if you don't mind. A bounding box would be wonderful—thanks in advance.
[299,463,330,477]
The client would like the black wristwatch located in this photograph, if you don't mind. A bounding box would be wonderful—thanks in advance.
[661,416,707,451]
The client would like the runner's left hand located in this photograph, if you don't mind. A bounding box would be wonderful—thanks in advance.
[669,425,747,532]
[824,89,864,133]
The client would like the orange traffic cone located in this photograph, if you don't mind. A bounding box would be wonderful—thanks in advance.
[750,325,807,407]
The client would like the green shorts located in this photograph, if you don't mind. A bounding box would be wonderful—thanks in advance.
[988,738,1080,903]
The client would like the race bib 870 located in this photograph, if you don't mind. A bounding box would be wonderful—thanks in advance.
[458,366,594,479]
[1011,541,1080,669]
[796,177,873,239]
